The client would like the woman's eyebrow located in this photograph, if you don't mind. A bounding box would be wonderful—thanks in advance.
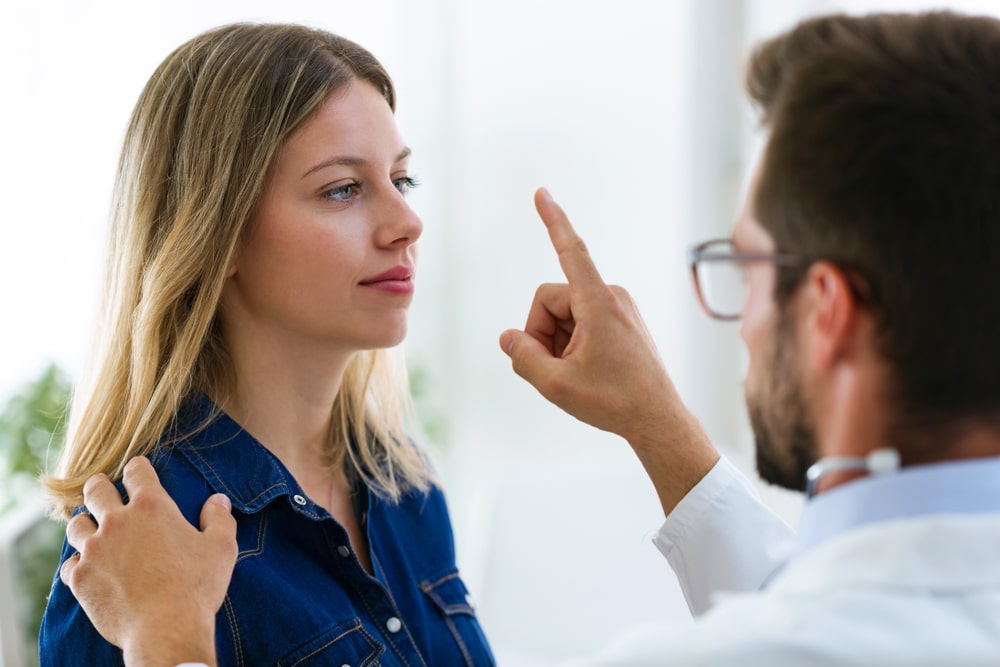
[301,147,412,180]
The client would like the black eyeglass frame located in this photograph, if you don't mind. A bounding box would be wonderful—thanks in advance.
[687,238,805,321]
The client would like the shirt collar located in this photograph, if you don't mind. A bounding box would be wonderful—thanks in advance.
[792,455,1000,559]
[162,394,327,518]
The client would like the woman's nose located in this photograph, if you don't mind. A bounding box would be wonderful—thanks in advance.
[375,188,423,248]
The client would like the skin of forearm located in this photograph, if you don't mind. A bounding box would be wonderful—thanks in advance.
[121,617,217,667]
[627,405,720,517]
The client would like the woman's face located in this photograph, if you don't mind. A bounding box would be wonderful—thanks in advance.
[222,81,422,355]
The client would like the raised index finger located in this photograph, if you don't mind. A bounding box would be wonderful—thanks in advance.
[535,188,606,288]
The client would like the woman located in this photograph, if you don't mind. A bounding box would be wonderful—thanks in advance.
[40,22,494,666]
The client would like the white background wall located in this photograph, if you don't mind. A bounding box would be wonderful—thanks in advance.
[3,0,999,663]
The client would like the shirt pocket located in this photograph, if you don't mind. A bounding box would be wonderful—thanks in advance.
[276,617,384,667]
[421,570,496,667]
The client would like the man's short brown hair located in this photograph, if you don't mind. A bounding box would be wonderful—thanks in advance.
[748,12,1000,454]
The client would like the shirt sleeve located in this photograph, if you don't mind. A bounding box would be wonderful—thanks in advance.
[652,456,795,616]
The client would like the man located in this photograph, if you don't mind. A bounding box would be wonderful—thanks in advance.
[59,10,1000,666]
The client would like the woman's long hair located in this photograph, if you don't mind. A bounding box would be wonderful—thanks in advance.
[45,23,432,520]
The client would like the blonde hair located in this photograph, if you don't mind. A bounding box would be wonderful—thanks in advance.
[45,23,432,520]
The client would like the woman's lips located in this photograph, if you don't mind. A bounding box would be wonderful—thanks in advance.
[360,266,414,295]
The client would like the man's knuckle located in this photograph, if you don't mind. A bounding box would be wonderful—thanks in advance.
[59,559,77,586]
[558,237,589,259]
[123,455,150,473]
[535,283,559,300]
[219,535,239,557]
[602,284,622,301]
[509,345,529,375]
[98,510,121,532]
[570,237,589,254]
[127,487,157,512]
[545,373,572,401]
[602,284,635,312]
[67,512,94,536]
[82,473,108,497]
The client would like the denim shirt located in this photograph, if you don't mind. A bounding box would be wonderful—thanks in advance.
[40,398,495,666]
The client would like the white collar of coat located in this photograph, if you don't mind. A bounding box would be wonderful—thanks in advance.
[791,455,1000,561]
[772,512,1000,593]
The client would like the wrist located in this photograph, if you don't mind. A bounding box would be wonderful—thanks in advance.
[627,406,719,516]
[121,616,217,667]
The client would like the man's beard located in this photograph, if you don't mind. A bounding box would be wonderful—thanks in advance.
[747,312,819,492]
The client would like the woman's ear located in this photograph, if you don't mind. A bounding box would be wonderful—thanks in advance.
[801,261,860,372]
[225,248,239,278]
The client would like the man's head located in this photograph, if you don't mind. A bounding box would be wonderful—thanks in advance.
[739,12,1000,488]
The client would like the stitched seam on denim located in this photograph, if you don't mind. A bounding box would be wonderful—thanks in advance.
[235,511,267,562]
[358,626,386,667]
[421,571,460,590]
[327,530,403,665]
[281,620,381,667]
[444,615,475,667]
[221,595,244,667]
[352,549,424,667]
[419,571,475,615]
[169,420,243,455]
[182,444,288,507]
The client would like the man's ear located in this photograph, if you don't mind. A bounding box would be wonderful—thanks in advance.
[801,261,860,372]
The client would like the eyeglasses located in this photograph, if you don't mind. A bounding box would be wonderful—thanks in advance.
[688,238,804,321]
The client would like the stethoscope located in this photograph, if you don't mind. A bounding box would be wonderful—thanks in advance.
[804,448,901,499]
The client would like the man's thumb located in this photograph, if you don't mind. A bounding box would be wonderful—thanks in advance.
[207,493,232,512]
[499,329,555,388]
[200,493,236,538]
[499,329,520,357]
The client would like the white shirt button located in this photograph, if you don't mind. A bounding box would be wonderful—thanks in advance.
[337,545,351,558]
[292,494,307,506]
[386,616,402,633]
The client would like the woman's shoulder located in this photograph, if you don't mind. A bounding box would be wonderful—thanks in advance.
[143,396,260,523]
[142,444,215,527]
[372,480,453,535]
[146,407,315,524]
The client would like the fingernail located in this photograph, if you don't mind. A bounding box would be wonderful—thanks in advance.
[539,187,553,202]
[500,331,514,356]
[210,494,232,511]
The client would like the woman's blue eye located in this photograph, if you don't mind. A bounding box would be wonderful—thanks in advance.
[323,183,359,202]
[394,176,420,196]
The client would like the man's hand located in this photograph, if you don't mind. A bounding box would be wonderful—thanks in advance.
[60,456,237,667]
[500,188,719,514]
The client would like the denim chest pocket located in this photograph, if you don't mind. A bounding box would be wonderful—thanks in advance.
[276,617,384,667]
[421,571,496,667]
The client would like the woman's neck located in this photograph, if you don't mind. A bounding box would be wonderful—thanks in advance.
[216,326,353,474]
